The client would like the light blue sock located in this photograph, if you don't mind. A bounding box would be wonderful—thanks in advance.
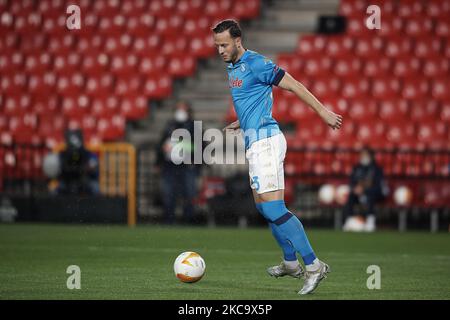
[260,200,317,266]
[256,203,297,261]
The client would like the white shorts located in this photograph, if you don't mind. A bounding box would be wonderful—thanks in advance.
[246,133,287,194]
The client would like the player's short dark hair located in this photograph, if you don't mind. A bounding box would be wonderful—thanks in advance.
[212,19,242,38]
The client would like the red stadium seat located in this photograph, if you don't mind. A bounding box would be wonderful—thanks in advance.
[368,0,397,15]
[91,96,120,117]
[287,99,316,122]
[397,0,424,17]
[97,115,125,141]
[401,78,430,100]
[416,121,447,149]
[409,100,440,122]
[302,56,332,77]
[125,14,156,37]
[56,72,85,96]
[120,95,149,120]
[183,16,211,36]
[414,36,442,58]
[77,35,104,54]
[333,56,362,77]
[385,122,415,149]
[110,54,139,77]
[347,98,378,122]
[161,34,189,56]
[1,73,27,96]
[356,121,386,149]
[345,14,368,36]
[430,77,450,101]
[371,77,401,99]
[435,17,450,37]
[440,100,450,123]
[92,0,121,16]
[3,95,32,116]
[53,52,81,75]
[353,35,384,58]
[149,0,177,18]
[98,15,126,37]
[276,53,303,75]
[296,35,326,57]
[81,52,110,76]
[168,54,197,78]
[103,35,133,55]
[132,34,162,57]
[9,114,38,135]
[339,0,366,16]
[33,94,60,115]
[384,35,413,58]
[362,55,391,77]
[204,0,232,21]
[375,15,403,37]
[423,56,449,78]
[378,99,410,123]
[426,0,450,18]
[61,94,91,118]
[176,0,205,19]
[309,76,341,100]
[138,54,167,76]
[404,17,433,37]
[155,15,184,37]
[142,75,173,99]
[85,74,115,97]
[323,35,354,58]
[324,121,356,148]
[233,0,261,19]
[392,56,421,78]
[114,75,142,96]
[190,33,216,58]
[340,77,370,100]
[295,118,326,148]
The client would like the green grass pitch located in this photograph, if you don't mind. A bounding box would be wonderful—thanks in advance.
[0,223,449,300]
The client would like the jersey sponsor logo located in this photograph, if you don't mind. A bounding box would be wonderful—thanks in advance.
[229,76,243,88]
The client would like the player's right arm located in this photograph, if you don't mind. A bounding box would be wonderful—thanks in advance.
[277,72,343,130]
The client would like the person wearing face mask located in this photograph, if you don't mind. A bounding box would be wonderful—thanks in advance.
[342,146,387,232]
[155,101,200,224]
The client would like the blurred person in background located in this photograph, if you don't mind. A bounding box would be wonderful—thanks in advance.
[55,130,100,196]
[343,146,387,232]
[156,101,201,224]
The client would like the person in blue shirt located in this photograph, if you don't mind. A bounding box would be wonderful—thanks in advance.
[213,20,343,295]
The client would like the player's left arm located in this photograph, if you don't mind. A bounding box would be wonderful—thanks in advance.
[277,72,343,130]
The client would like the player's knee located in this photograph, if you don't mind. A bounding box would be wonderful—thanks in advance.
[260,200,290,224]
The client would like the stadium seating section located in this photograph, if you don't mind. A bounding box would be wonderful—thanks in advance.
[0,0,261,148]
[0,0,260,184]
[272,0,449,152]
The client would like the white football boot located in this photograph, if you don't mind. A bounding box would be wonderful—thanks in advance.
[298,260,330,295]
[267,261,304,279]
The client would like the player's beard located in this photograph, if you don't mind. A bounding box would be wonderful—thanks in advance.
[225,44,239,63]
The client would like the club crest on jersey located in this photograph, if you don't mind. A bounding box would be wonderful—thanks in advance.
[241,64,246,72]
[229,76,243,88]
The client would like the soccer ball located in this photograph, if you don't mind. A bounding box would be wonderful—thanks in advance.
[173,251,206,283]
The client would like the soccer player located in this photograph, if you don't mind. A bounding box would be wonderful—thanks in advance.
[212,20,343,295]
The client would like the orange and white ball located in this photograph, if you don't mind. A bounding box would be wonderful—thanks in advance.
[174,251,206,283]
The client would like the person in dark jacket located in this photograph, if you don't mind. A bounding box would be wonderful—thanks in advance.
[57,129,99,195]
[156,101,200,224]
[343,146,387,232]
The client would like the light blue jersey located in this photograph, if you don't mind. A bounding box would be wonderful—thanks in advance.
[227,50,285,149]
